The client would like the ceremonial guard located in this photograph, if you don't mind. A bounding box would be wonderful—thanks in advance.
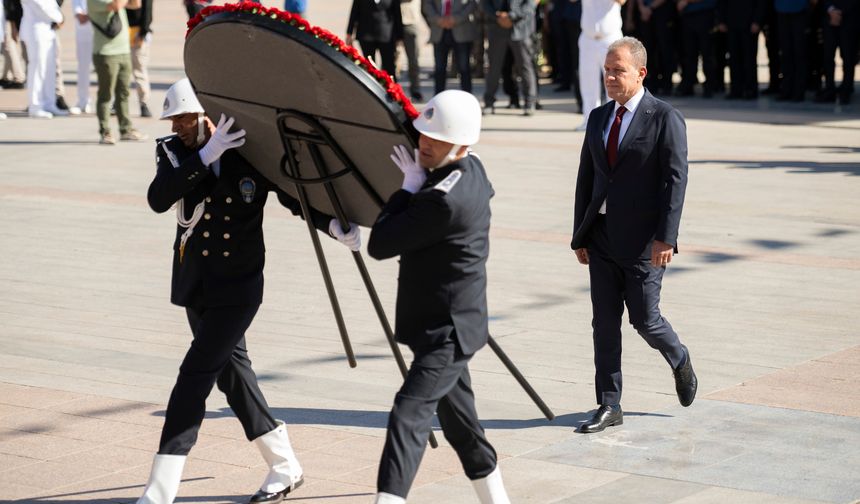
[136,78,360,504]
[368,90,510,504]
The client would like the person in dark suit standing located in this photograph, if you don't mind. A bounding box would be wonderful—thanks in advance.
[346,0,403,78]
[774,0,812,102]
[570,37,697,434]
[136,79,360,504]
[367,90,510,504]
[481,0,538,115]
[423,0,479,95]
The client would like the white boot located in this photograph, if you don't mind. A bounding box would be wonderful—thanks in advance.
[250,420,304,502]
[471,467,510,504]
[137,454,186,504]
[374,492,406,503]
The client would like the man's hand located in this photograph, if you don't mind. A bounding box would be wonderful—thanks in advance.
[828,7,842,26]
[345,33,354,46]
[75,13,89,24]
[640,5,652,22]
[575,248,589,265]
[496,11,513,29]
[651,240,674,267]
[329,219,361,251]
[751,22,760,34]
[390,145,426,193]
[198,114,246,166]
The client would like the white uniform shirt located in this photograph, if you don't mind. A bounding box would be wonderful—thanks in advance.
[599,86,645,214]
[580,0,623,39]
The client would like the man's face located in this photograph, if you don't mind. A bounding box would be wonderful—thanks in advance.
[604,47,646,104]
[170,113,205,148]
[418,134,455,169]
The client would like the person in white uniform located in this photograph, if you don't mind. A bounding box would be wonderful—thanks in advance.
[576,0,624,131]
[72,0,93,114]
[20,0,67,118]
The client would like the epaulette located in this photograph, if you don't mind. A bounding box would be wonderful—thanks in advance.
[433,170,463,194]
[156,134,179,145]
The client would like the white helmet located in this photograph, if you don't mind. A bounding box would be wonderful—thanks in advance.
[160,78,204,119]
[413,90,481,146]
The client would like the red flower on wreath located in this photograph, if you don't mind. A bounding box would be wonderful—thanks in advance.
[186,2,418,119]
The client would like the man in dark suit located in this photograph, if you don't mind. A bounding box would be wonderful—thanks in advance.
[717,0,766,100]
[368,90,510,504]
[571,37,697,434]
[481,0,537,115]
[136,79,360,504]
[346,0,403,78]
[423,0,479,95]
[815,0,858,104]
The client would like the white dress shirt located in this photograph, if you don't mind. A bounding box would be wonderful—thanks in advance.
[599,86,645,214]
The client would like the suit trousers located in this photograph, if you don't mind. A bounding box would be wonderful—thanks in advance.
[483,25,536,108]
[679,9,717,93]
[401,23,421,93]
[586,216,686,406]
[434,29,472,94]
[158,304,277,455]
[131,36,151,106]
[377,339,497,498]
[359,39,397,79]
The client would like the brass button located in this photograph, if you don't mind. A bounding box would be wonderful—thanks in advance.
[202,231,210,238]
[223,251,230,257]
[202,250,209,256]
[204,213,211,220]
[225,197,233,203]
[205,197,212,203]
[223,233,230,240]
[224,216,231,222]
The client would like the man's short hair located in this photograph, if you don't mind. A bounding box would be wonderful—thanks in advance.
[608,37,647,69]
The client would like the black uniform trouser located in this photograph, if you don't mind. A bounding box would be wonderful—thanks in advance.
[728,28,759,97]
[586,216,686,406]
[565,19,583,106]
[158,304,277,455]
[359,40,397,79]
[377,339,497,498]
[434,30,473,95]
[640,7,676,95]
[679,10,717,92]
[821,13,858,95]
[777,11,808,100]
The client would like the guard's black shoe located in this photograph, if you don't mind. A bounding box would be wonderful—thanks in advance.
[249,477,304,503]
[578,405,623,433]
[141,102,152,117]
[674,346,697,407]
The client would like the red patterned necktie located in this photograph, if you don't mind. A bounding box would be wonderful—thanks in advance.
[443,0,451,16]
[606,106,627,167]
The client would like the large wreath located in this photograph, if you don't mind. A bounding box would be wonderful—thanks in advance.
[187,2,419,120]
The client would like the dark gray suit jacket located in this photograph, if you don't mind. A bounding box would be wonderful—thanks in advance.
[571,89,688,260]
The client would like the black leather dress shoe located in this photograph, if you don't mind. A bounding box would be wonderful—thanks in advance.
[249,478,304,503]
[674,346,698,407]
[578,405,623,433]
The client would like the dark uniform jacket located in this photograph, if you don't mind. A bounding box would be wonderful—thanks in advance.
[347,0,403,43]
[368,154,493,356]
[147,135,329,308]
[571,89,688,260]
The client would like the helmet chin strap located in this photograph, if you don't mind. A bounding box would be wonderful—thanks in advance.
[196,113,206,145]
[431,144,463,171]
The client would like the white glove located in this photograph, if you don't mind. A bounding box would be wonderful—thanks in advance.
[329,219,361,251]
[390,145,426,193]
[199,114,246,166]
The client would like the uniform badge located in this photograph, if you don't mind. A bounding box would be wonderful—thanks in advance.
[433,170,462,194]
[239,177,256,203]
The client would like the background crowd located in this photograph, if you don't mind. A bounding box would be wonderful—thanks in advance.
[1,0,857,127]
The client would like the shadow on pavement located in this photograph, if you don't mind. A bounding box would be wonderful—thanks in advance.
[691,159,860,176]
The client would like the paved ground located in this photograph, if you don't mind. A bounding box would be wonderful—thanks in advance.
[1,1,859,503]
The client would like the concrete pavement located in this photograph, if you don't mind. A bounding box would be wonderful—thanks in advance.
[1,1,859,503]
